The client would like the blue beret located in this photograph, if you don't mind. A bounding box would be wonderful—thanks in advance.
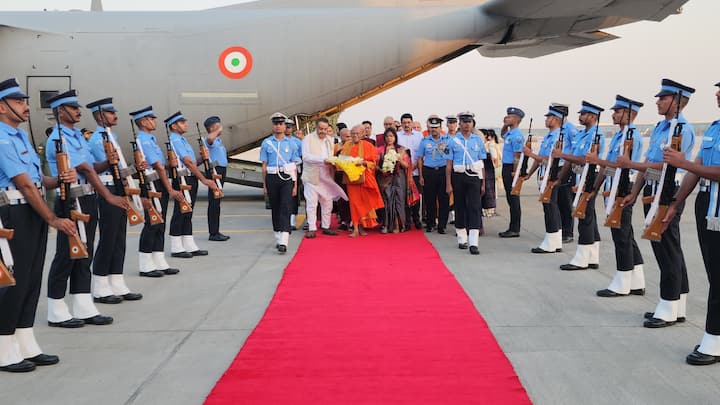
[48,90,81,109]
[506,107,525,118]
[0,78,28,100]
[655,78,695,98]
[204,116,221,129]
[86,97,117,113]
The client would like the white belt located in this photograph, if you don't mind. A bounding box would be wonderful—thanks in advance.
[266,166,287,175]
[99,174,114,185]
[1,183,45,206]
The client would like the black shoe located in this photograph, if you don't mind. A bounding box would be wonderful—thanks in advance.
[437,228,446,234]
[93,295,123,304]
[458,243,468,250]
[562,236,574,244]
[498,230,520,238]
[277,245,287,253]
[588,264,599,269]
[209,233,230,241]
[82,314,113,325]
[339,223,348,231]
[596,289,628,297]
[687,348,720,366]
[414,221,423,230]
[48,318,84,328]
[139,270,164,278]
[560,263,588,271]
[190,250,208,256]
[25,353,59,366]
[121,292,143,301]
[162,268,180,275]
[643,317,676,328]
[305,231,316,239]
[425,227,433,233]
[630,288,645,296]
[0,360,35,373]
[469,246,480,255]
[171,252,193,259]
[322,228,338,236]
[643,312,685,323]
[531,247,562,254]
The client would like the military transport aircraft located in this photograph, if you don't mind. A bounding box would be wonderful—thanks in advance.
[0,0,687,185]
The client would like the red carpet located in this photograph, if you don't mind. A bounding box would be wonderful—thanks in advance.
[205,230,530,404]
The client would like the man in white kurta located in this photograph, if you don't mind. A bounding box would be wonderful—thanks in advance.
[303,117,348,237]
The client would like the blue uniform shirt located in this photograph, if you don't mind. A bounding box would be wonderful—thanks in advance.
[698,120,720,166]
[46,125,95,180]
[259,135,301,168]
[571,125,606,158]
[290,136,303,158]
[538,128,561,158]
[561,122,578,155]
[138,130,165,166]
[501,127,524,164]
[204,136,228,167]
[88,125,109,163]
[605,125,643,163]
[446,133,486,167]
[170,132,196,166]
[645,114,695,169]
[417,135,450,168]
[0,121,43,187]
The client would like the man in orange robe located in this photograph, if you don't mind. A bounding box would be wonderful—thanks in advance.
[341,124,384,237]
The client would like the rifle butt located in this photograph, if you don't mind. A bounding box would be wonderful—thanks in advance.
[604,200,624,228]
[126,204,144,226]
[539,183,555,204]
[179,199,193,214]
[0,228,14,239]
[642,205,669,241]
[510,178,524,196]
[572,193,591,219]
[0,260,16,287]
[69,235,89,260]
[148,206,164,225]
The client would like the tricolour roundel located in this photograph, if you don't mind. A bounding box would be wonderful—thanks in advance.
[218,46,253,79]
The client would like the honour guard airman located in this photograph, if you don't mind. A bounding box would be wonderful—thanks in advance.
[261,113,300,253]
[203,116,230,242]
[45,90,129,328]
[499,107,525,238]
[620,79,695,328]
[417,115,450,234]
[0,78,77,372]
[446,111,486,255]
[662,82,720,363]
[556,104,579,243]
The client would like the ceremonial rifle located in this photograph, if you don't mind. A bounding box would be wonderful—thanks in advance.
[164,125,193,213]
[572,115,603,219]
[196,122,224,199]
[53,110,90,259]
[539,115,566,203]
[0,197,16,288]
[511,118,532,196]
[605,117,634,228]
[129,119,163,221]
[642,93,683,241]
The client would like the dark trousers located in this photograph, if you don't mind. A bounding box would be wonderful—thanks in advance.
[207,166,226,235]
[542,184,561,233]
[695,192,720,334]
[266,173,293,232]
[452,172,482,230]
[405,175,422,227]
[643,185,688,301]
[501,164,521,232]
[139,181,169,253]
[169,176,199,236]
[576,193,601,245]
[610,203,644,271]
[48,194,98,298]
[422,166,449,230]
[0,205,48,334]
[557,170,575,238]
[93,185,127,276]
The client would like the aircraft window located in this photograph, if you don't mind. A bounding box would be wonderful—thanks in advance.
[39,91,59,109]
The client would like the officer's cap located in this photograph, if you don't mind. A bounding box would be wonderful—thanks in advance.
[427,114,443,128]
[164,111,187,126]
[48,90,81,109]
[0,78,28,100]
[545,105,567,118]
[655,78,695,98]
[270,112,288,124]
[506,107,525,118]
[284,118,295,126]
[204,116,221,130]
[86,97,118,113]
[578,101,604,116]
[445,115,458,123]
[457,111,475,122]
[715,81,720,87]
[610,95,643,112]
[129,106,156,121]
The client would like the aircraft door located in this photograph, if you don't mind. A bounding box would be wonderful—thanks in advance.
[26,76,71,152]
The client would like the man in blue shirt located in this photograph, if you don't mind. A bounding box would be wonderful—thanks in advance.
[203,116,230,242]
[260,112,300,253]
[166,111,219,258]
[132,106,182,277]
[445,111,486,255]
[588,95,646,297]
[556,106,579,244]
[0,78,78,372]
[620,78,696,328]
[45,90,130,329]
[417,115,450,234]
[553,101,606,271]
[663,81,720,364]
[499,107,526,238]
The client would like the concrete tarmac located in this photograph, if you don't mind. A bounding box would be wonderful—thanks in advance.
[3,183,719,405]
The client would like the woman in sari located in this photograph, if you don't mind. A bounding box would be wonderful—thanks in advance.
[340,124,385,237]
[377,128,410,233]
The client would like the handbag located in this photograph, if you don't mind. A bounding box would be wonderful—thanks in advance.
[0,262,15,288]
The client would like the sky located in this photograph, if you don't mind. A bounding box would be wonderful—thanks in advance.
[2,0,718,129]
